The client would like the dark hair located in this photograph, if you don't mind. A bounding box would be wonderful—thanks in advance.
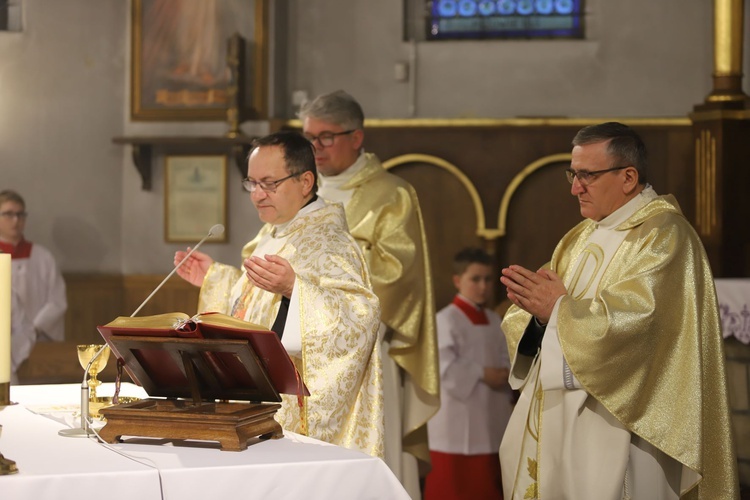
[0,190,25,209]
[572,122,648,185]
[250,131,318,193]
[452,247,492,275]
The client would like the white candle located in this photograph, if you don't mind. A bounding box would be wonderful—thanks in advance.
[0,254,10,384]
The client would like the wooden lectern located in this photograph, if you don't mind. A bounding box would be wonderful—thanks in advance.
[97,314,306,451]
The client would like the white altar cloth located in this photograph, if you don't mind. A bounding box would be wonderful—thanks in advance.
[0,384,410,500]
[715,278,750,344]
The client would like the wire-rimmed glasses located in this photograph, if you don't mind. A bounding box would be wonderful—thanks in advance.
[242,173,301,193]
[565,165,630,185]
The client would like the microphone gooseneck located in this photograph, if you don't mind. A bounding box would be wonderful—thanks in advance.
[130,224,224,318]
[58,224,224,438]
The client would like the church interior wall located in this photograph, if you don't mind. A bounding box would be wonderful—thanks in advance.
[0,0,742,337]
[281,0,714,118]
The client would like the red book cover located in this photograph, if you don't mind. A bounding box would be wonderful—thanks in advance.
[97,312,308,399]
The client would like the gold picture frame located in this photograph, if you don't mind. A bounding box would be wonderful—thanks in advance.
[165,155,228,243]
[131,0,268,121]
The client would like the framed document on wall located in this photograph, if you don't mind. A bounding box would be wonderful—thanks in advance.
[130,0,268,121]
[165,155,228,243]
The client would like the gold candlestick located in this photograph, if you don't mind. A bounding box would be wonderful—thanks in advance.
[0,408,18,475]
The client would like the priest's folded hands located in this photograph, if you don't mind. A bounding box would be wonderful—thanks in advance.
[499,264,567,325]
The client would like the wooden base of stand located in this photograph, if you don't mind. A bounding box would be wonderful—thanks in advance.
[99,399,283,451]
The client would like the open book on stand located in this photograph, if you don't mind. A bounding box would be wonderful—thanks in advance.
[97,312,308,403]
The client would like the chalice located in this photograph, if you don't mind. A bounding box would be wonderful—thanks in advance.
[77,344,110,411]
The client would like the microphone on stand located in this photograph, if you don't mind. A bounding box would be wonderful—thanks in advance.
[131,223,225,317]
[58,224,225,438]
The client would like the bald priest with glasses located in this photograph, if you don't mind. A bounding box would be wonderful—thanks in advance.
[498,122,738,499]
[174,131,384,458]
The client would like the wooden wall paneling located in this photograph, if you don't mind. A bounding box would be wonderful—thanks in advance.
[366,125,581,224]
[385,158,484,310]
[631,126,695,220]
[662,127,696,222]
[497,157,581,271]
[64,273,124,344]
[122,274,201,317]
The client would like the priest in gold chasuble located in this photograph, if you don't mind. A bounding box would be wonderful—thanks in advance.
[300,90,439,498]
[175,132,383,458]
[499,123,738,500]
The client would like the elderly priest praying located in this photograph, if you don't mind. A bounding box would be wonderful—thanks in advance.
[499,122,738,499]
[174,131,383,457]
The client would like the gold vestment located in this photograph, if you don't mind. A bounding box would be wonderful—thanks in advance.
[336,153,439,463]
[198,203,384,458]
[501,194,738,499]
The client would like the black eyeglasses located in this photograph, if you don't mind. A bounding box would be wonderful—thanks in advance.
[304,130,355,148]
[0,211,28,220]
[565,165,630,185]
[242,173,301,193]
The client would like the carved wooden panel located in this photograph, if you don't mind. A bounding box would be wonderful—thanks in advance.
[366,121,694,305]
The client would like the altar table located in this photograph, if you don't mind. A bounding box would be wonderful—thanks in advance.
[0,384,409,500]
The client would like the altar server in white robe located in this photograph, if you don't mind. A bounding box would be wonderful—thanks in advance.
[0,190,67,382]
[425,247,511,500]
[174,132,384,457]
[499,122,738,499]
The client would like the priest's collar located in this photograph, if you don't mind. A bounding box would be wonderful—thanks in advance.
[271,195,324,237]
[596,184,657,230]
[318,151,367,190]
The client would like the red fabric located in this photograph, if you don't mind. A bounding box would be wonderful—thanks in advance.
[424,450,503,500]
[452,295,489,325]
[0,239,32,259]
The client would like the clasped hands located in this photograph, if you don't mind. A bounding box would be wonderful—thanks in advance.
[500,265,567,325]
[174,248,296,298]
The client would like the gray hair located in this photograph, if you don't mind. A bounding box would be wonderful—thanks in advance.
[298,90,365,130]
[572,122,648,185]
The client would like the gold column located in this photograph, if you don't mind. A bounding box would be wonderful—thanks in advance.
[707,0,747,103]
[691,0,750,277]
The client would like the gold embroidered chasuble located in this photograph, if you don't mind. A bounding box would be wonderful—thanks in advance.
[332,152,440,463]
[198,202,384,458]
[500,191,738,499]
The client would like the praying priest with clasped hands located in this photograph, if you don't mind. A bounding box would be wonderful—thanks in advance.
[499,122,738,499]
[174,131,384,458]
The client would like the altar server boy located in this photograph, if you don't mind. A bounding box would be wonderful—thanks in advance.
[425,247,512,500]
